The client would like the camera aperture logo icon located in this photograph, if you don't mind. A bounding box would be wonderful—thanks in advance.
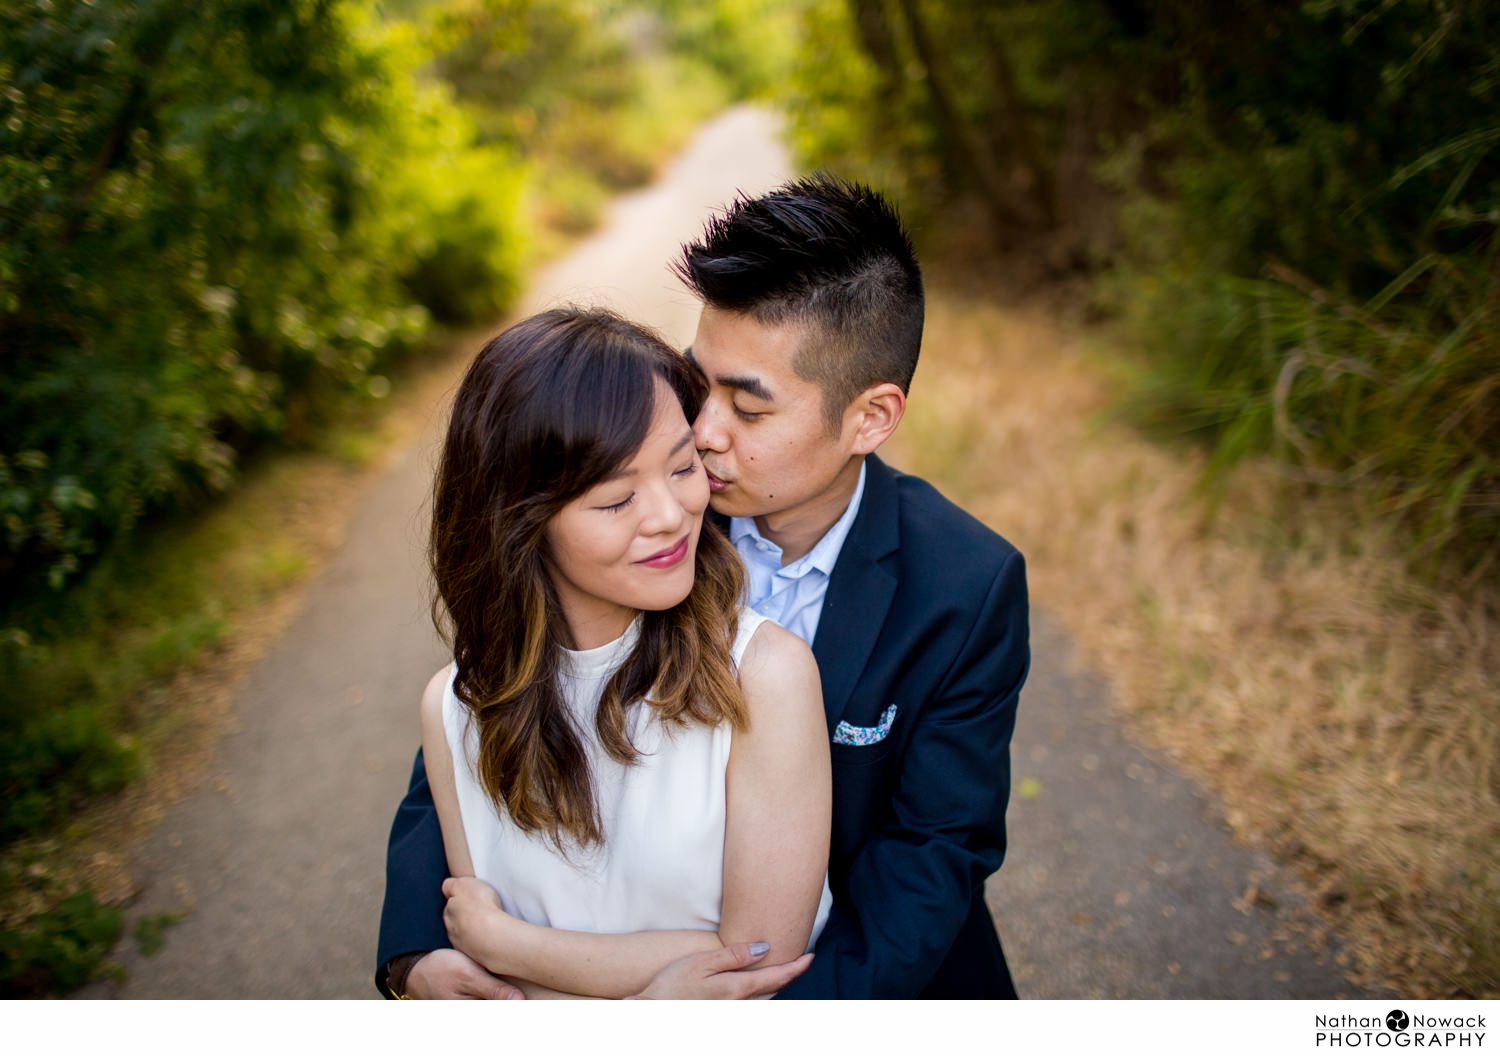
[1386,1010,1410,1032]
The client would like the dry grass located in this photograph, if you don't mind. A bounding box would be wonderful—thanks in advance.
[887,289,1500,998]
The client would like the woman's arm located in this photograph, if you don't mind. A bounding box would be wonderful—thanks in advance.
[443,876,720,996]
[442,621,830,998]
[419,664,475,879]
[718,620,831,965]
[426,664,694,999]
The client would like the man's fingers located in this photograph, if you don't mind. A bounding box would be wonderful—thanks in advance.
[463,973,525,1000]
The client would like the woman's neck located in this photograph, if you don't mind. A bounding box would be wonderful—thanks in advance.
[560,605,640,652]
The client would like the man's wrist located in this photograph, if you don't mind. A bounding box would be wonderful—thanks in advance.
[386,951,429,999]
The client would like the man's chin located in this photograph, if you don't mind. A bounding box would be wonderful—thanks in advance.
[708,491,749,518]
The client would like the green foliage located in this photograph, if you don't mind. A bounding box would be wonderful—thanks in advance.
[0,1,759,991]
[784,0,1500,569]
[0,0,526,598]
[421,0,732,245]
[1107,0,1499,563]
[781,0,1126,234]
[0,0,530,848]
[1,0,745,859]
[0,888,124,996]
[428,0,654,182]
[133,910,182,956]
[781,0,922,200]
[643,0,805,99]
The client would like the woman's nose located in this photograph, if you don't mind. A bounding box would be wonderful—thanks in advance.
[639,485,686,536]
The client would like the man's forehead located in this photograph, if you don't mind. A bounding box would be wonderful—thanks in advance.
[692,310,808,362]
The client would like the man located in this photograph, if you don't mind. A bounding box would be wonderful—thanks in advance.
[376,174,1029,999]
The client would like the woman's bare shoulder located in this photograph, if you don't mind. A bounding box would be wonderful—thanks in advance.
[736,619,822,724]
[419,662,456,724]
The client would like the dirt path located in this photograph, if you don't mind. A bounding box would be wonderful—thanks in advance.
[78,105,1366,999]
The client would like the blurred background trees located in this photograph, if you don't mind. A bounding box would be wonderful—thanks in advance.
[781,0,1498,567]
[2,0,1494,841]
[0,0,524,850]
[0,0,739,855]
[0,0,1494,992]
[1,0,510,602]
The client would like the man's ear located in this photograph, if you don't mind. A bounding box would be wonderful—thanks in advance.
[846,382,906,455]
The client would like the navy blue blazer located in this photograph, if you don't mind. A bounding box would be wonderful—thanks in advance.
[375,454,1029,998]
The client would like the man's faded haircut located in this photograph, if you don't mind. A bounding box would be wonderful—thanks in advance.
[673,173,923,432]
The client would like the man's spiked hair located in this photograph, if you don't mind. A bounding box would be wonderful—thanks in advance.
[674,173,923,431]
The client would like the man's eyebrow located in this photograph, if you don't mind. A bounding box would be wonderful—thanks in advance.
[716,373,774,402]
[681,347,772,401]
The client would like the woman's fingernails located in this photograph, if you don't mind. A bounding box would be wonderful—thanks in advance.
[748,942,770,956]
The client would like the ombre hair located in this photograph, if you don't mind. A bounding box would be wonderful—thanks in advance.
[430,307,747,850]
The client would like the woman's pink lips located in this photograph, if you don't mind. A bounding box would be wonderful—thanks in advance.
[638,534,690,569]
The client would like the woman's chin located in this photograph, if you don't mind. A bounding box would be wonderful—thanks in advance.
[633,568,697,614]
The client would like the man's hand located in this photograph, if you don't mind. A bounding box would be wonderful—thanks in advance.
[442,876,510,968]
[629,943,814,1000]
[403,949,525,1000]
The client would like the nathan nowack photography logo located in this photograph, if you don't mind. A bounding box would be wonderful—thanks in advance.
[1315,1010,1487,1048]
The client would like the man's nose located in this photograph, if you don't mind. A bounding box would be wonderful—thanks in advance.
[693,402,728,452]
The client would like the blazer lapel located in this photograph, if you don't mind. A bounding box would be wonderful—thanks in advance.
[811,456,900,732]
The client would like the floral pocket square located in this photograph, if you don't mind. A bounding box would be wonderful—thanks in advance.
[832,704,897,747]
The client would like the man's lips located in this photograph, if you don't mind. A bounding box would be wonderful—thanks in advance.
[704,467,730,492]
[637,534,690,569]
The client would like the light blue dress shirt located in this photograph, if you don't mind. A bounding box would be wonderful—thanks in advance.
[729,460,867,648]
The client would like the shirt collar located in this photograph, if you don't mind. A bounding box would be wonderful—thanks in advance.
[730,460,867,578]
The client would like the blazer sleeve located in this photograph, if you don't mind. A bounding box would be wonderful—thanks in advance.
[779,551,1029,999]
[374,747,453,996]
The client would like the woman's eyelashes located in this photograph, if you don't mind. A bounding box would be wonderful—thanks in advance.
[596,493,635,513]
[595,461,697,512]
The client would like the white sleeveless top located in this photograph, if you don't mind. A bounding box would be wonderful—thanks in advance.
[442,608,832,946]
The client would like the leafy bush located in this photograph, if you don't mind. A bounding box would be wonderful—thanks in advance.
[0,0,527,845]
[1106,0,1499,561]
[0,888,124,996]
[0,0,525,598]
[781,0,1499,567]
[422,0,730,244]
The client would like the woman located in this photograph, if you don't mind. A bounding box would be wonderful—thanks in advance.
[419,307,832,999]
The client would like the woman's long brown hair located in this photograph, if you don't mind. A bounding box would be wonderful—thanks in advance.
[430,308,747,850]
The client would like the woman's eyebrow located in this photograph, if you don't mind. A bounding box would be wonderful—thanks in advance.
[599,431,695,483]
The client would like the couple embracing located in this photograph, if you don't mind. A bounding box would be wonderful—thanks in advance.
[376,175,1030,1000]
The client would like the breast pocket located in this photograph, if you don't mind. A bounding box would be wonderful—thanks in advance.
[829,704,897,768]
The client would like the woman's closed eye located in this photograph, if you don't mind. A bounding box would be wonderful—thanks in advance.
[596,493,635,513]
[672,457,699,478]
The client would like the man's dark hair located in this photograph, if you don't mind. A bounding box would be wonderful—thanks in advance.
[673,173,923,432]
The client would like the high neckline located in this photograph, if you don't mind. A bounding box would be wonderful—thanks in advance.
[559,615,642,680]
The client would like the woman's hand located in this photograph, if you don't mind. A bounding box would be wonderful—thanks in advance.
[630,943,814,999]
[442,876,514,972]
